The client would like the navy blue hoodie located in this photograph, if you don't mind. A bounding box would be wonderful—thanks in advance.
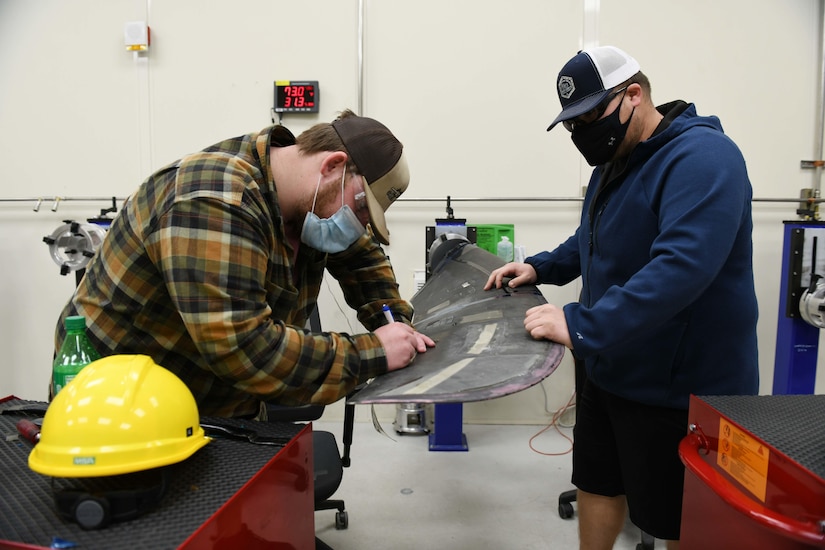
[526,101,759,409]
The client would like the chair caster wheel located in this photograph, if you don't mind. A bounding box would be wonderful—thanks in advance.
[637,530,654,549]
[335,510,348,530]
[558,501,575,519]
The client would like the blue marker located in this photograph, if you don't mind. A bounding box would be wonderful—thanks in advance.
[382,304,395,324]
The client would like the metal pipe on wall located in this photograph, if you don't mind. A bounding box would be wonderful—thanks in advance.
[357,0,365,116]
[0,196,822,207]
[0,197,127,212]
[813,0,825,198]
[394,197,825,204]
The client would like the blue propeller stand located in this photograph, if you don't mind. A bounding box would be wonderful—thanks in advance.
[773,221,825,395]
[421,206,474,452]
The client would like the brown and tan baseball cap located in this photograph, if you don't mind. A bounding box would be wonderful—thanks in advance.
[332,115,409,245]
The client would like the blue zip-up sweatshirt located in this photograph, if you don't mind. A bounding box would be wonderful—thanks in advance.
[526,101,759,410]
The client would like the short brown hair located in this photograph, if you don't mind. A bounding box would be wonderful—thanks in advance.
[295,109,360,172]
[624,71,653,103]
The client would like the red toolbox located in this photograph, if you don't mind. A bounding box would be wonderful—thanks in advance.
[680,394,825,549]
[0,396,314,549]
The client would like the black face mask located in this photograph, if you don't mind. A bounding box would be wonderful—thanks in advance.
[571,97,634,166]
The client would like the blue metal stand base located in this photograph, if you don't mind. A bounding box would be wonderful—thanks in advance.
[773,313,819,394]
[773,221,824,395]
[428,403,468,452]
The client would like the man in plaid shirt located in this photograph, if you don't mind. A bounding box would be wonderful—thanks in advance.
[56,109,434,418]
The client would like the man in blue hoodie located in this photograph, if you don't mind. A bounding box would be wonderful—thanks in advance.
[485,46,758,549]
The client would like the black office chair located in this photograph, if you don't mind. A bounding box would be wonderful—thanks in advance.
[557,358,655,550]
[265,401,354,531]
[265,307,355,550]
[314,404,355,530]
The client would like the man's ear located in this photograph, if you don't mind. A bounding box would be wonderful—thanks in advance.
[627,82,643,106]
[320,151,348,177]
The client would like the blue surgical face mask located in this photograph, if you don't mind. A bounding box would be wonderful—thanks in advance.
[300,168,366,253]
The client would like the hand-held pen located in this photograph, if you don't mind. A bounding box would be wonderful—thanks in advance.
[382,304,395,325]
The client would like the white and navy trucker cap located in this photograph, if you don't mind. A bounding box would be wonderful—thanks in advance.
[546,46,640,131]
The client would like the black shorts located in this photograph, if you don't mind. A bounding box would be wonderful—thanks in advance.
[572,379,689,540]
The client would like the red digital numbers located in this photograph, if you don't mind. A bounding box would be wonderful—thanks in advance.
[284,86,313,108]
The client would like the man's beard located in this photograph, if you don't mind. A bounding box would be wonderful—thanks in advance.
[287,177,342,236]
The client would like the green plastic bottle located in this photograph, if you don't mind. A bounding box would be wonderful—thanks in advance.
[52,315,101,397]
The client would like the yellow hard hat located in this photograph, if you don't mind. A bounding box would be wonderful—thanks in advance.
[29,354,210,477]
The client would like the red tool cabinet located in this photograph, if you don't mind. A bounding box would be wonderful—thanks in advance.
[680,394,825,549]
[0,397,314,549]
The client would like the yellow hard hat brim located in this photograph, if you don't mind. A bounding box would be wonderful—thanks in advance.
[29,354,211,478]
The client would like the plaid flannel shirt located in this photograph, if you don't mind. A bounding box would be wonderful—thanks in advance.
[56,126,413,418]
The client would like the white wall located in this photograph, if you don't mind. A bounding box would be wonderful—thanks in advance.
[1,0,823,426]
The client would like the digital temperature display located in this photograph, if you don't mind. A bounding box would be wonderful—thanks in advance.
[274,80,319,113]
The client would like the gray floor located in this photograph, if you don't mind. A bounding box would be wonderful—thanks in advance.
[312,419,652,550]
